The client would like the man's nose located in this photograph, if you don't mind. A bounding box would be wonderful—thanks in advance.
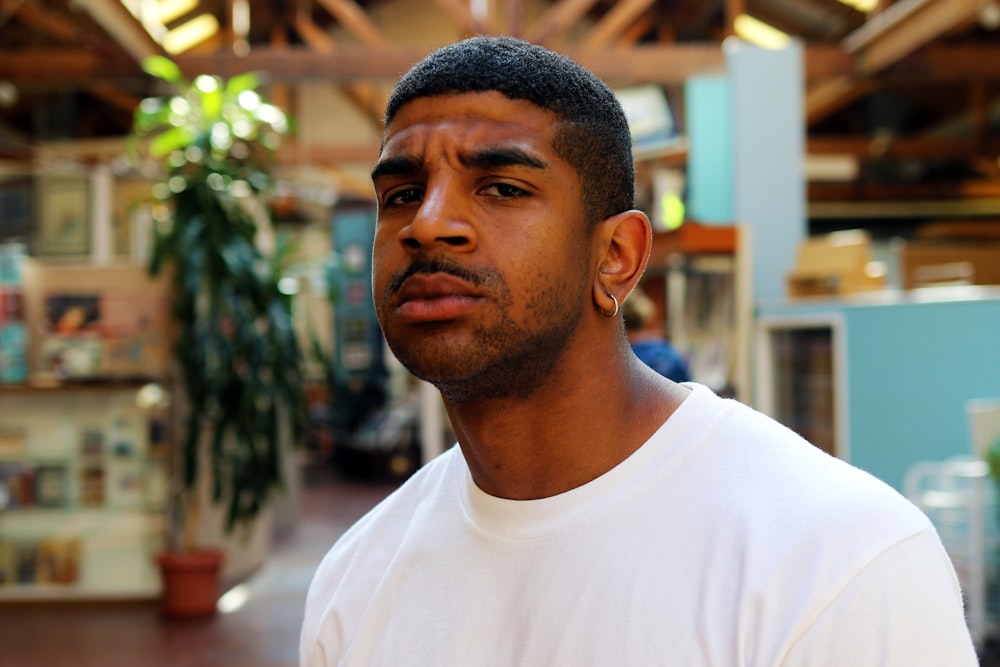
[399,181,477,253]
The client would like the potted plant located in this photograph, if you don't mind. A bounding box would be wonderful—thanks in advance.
[128,56,307,618]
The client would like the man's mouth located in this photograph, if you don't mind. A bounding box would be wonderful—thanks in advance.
[393,273,484,323]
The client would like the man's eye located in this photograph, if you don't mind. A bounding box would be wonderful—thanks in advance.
[484,183,527,198]
[385,187,423,206]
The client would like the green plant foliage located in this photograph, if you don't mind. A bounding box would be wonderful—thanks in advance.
[130,57,305,535]
[986,436,1000,483]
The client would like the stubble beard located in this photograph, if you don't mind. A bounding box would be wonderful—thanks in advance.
[383,274,586,404]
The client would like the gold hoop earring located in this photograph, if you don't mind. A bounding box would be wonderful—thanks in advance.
[602,294,619,318]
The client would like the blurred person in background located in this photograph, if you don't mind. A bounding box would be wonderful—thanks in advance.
[622,286,690,383]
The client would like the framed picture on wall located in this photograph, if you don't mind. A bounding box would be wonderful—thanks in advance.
[35,176,90,256]
[0,178,32,243]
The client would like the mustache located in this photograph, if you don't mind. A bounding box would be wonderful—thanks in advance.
[386,256,492,296]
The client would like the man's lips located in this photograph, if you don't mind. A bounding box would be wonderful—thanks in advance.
[393,273,483,322]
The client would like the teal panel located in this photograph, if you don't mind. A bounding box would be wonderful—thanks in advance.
[844,299,1000,491]
[684,75,733,224]
[728,42,805,304]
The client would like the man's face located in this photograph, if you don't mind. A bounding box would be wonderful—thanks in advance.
[371,91,594,401]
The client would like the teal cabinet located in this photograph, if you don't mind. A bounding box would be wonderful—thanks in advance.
[755,288,1000,492]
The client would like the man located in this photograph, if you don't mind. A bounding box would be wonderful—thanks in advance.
[301,36,976,665]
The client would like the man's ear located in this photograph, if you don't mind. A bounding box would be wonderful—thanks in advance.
[592,209,652,314]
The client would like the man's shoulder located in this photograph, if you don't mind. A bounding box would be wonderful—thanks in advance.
[681,386,932,541]
[319,447,460,563]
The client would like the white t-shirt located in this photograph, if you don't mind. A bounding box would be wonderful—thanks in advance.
[300,383,977,666]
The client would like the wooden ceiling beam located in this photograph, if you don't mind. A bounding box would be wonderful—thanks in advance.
[526,0,603,46]
[618,12,656,45]
[900,45,1000,81]
[844,0,985,74]
[581,0,657,49]
[0,0,82,44]
[166,44,729,84]
[805,77,876,126]
[278,141,380,165]
[429,0,501,36]
[0,45,856,86]
[0,50,122,83]
[86,81,142,113]
[808,181,1000,203]
[314,0,389,48]
[79,0,163,63]
[807,0,986,123]
[807,135,1000,160]
[293,15,387,129]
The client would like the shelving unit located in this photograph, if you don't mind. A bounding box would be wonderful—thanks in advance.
[0,382,167,600]
[0,250,179,602]
[643,222,747,399]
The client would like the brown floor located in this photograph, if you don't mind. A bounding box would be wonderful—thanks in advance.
[5,468,995,667]
[0,470,399,667]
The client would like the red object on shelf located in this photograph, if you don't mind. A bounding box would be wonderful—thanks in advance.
[648,221,737,267]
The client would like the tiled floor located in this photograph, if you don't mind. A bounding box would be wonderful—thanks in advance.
[0,470,399,667]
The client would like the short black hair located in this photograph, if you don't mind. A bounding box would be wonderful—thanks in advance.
[384,35,634,226]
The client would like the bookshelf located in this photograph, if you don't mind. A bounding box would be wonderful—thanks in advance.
[0,381,167,600]
[0,260,170,601]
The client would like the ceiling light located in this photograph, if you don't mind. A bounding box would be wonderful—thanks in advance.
[156,0,197,25]
[162,13,219,54]
[838,0,879,12]
[733,14,791,50]
[0,81,19,107]
[980,2,1000,30]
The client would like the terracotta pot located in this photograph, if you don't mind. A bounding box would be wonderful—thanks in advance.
[155,549,225,619]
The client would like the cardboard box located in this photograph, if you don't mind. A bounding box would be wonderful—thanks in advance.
[786,230,885,298]
[899,242,1000,289]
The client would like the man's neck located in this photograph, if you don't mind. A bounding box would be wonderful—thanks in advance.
[444,358,689,500]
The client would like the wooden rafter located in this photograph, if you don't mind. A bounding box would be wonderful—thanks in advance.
[87,81,142,113]
[0,44,860,86]
[526,0,603,46]
[807,0,987,124]
[0,0,145,111]
[618,12,656,45]
[808,135,1000,160]
[581,0,656,49]
[429,0,501,36]
[79,0,162,62]
[0,0,82,44]
[844,0,985,74]
[164,44,728,85]
[314,0,389,47]
[294,15,387,129]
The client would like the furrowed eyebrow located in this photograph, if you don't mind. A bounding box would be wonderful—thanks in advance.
[463,147,548,171]
[371,155,421,182]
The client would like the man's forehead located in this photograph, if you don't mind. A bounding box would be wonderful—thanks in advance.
[376,99,557,172]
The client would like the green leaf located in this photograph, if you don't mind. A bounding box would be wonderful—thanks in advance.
[225,72,261,99]
[142,55,183,84]
[149,126,197,158]
[200,83,223,121]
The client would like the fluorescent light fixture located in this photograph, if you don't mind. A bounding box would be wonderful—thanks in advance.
[163,13,220,54]
[805,154,860,182]
[733,14,791,50]
[839,0,879,12]
[156,0,197,25]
